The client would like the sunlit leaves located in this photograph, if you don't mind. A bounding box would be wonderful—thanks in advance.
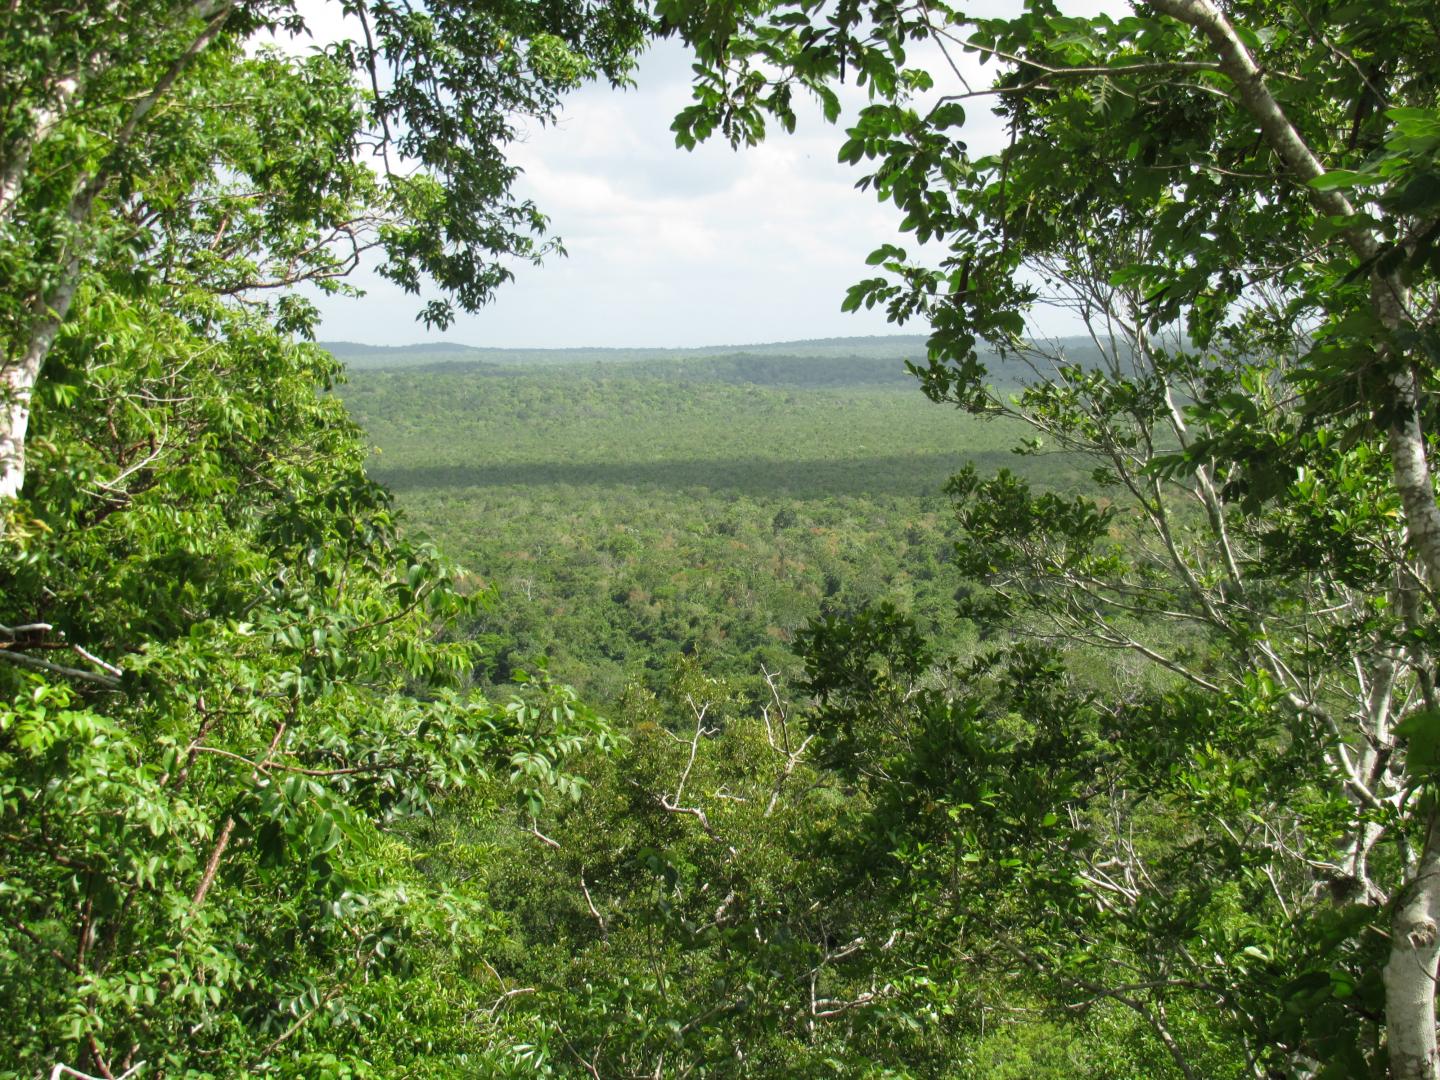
[1,268,616,1073]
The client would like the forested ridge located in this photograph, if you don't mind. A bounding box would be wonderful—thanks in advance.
[5,0,1440,1077]
[317,335,936,371]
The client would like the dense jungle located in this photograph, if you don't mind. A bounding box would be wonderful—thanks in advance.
[5,0,1440,1077]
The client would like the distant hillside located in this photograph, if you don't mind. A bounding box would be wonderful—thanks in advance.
[320,341,478,358]
[320,334,1115,392]
[319,335,934,371]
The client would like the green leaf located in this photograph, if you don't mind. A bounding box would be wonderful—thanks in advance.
[1396,708,1440,782]
[1307,169,1379,191]
[1386,171,1440,215]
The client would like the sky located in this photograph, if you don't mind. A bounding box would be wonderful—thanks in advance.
[290,16,1028,349]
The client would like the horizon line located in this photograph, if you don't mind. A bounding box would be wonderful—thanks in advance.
[317,332,934,353]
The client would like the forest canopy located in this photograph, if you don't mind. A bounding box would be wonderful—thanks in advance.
[4,0,1440,1077]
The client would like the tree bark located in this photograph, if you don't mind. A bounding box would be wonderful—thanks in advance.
[1142,0,1440,583]
[0,261,81,505]
[1,277,82,518]
[0,2,233,522]
[0,73,82,228]
[1142,1,1440,1073]
[1386,820,1440,1080]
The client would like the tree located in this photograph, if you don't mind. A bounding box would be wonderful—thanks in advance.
[0,273,625,1075]
[795,605,1255,1078]
[1,1,650,1071]
[666,0,1440,1073]
[463,653,1189,1078]
[0,0,649,510]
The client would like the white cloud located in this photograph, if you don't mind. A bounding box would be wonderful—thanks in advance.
[303,24,1082,347]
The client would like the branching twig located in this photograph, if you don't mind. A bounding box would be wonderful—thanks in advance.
[0,647,121,689]
[49,1061,145,1080]
[529,819,561,849]
[580,867,608,939]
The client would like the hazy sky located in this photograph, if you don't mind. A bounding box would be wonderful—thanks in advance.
[295,21,1025,349]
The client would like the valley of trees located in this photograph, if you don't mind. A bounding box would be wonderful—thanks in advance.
[340,344,1054,698]
[4,0,1440,1077]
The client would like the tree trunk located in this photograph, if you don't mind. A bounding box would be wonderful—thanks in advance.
[1386,366,1440,584]
[0,252,81,512]
[0,4,232,526]
[1141,1,1440,1072]
[0,356,39,504]
[1386,820,1440,1080]
[0,72,82,228]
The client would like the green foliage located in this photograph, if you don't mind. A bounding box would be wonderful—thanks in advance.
[336,331,1285,1074]
[656,0,1440,1072]
[12,0,1440,1071]
[338,355,1076,699]
[339,347,1212,1074]
[438,656,1173,1078]
[0,0,650,336]
[0,1,652,1073]
[1,286,615,1074]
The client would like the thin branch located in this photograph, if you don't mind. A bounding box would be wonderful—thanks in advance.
[354,1,396,177]
[188,744,383,777]
[190,721,286,913]
[71,644,122,678]
[11,917,79,973]
[252,948,375,1063]
[0,648,121,689]
[580,867,608,940]
[528,819,561,849]
[49,1061,145,1080]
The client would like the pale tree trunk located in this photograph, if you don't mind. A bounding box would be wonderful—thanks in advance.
[0,265,80,503]
[0,71,83,510]
[0,2,233,524]
[1141,0,1440,580]
[1,351,43,502]
[0,72,82,228]
[1,166,89,508]
[1385,360,1440,582]
[1141,0,1440,1073]
[1387,819,1440,1080]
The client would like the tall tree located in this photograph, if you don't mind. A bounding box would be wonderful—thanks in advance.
[2,281,612,1074]
[666,0,1440,1072]
[1,1,649,1072]
[0,0,649,510]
